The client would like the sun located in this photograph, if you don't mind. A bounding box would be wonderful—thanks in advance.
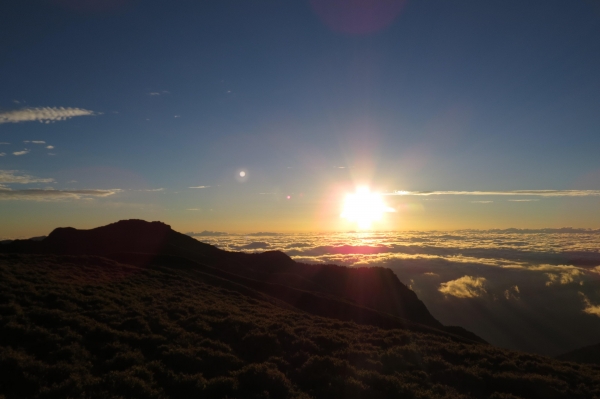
[341,187,394,229]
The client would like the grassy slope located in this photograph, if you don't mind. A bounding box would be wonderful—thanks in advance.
[1,254,599,399]
[1,219,447,333]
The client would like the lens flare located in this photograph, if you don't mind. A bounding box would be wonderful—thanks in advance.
[341,186,394,229]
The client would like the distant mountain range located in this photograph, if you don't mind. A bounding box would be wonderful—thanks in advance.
[0,219,482,343]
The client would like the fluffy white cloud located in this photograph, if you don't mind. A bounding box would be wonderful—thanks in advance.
[46,145,54,149]
[13,150,29,156]
[439,275,488,298]
[0,107,98,124]
[0,188,120,201]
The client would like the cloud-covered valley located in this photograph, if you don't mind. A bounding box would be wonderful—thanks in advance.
[196,230,600,356]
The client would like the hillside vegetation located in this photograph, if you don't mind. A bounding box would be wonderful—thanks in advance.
[557,342,600,366]
[1,253,599,399]
[0,220,481,342]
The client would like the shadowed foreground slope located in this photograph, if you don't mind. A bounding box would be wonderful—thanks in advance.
[1,254,599,399]
[0,220,478,341]
[557,342,600,365]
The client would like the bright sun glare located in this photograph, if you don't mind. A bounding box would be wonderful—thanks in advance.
[341,187,394,229]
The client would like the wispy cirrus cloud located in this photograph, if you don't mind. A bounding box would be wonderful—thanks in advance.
[389,190,600,197]
[439,275,488,298]
[0,188,120,201]
[189,185,210,189]
[0,170,54,184]
[24,140,45,144]
[0,107,99,124]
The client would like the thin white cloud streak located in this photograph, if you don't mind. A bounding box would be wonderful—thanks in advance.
[0,188,120,201]
[388,190,600,197]
[0,170,54,184]
[24,140,46,144]
[13,150,29,156]
[0,107,99,124]
[46,145,54,149]
[189,185,210,189]
[0,142,10,145]
[439,275,488,298]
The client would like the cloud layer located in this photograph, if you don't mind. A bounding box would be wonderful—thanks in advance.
[0,107,98,124]
[195,230,600,356]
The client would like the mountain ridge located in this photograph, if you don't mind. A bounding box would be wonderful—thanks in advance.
[0,219,482,343]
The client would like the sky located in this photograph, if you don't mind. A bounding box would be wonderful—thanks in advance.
[2,0,600,237]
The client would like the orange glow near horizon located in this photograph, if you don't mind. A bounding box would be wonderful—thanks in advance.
[341,186,395,229]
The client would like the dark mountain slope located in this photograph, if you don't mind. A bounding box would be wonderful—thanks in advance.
[110,252,482,343]
[1,254,599,399]
[557,342,600,365]
[0,219,462,338]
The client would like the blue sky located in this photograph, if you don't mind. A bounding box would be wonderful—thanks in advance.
[2,0,600,236]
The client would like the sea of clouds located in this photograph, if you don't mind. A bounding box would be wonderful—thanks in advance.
[192,229,600,356]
